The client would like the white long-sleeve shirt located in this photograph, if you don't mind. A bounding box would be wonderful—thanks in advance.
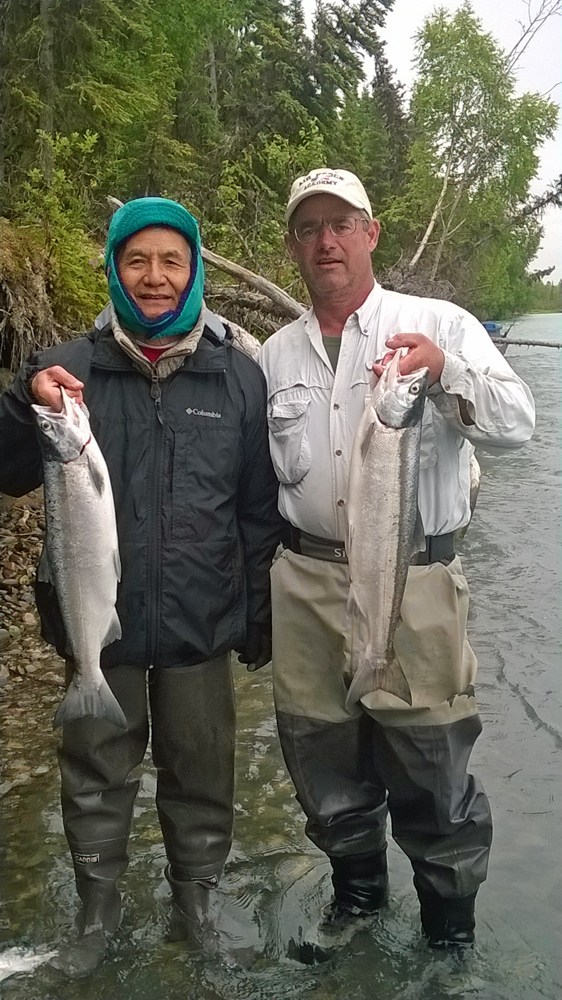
[258,283,535,539]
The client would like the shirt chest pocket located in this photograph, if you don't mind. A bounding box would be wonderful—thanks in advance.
[267,390,312,485]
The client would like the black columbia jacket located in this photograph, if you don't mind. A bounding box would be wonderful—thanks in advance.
[0,318,281,668]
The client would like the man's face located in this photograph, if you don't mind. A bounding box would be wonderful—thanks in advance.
[285,193,380,304]
[118,226,192,319]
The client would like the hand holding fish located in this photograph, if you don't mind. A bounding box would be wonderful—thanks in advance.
[372,334,444,386]
[31,366,85,410]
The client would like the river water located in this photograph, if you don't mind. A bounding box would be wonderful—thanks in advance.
[1,312,560,999]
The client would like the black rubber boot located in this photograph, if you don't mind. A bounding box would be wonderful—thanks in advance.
[50,841,128,978]
[322,848,389,929]
[288,849,389,964]
[417,886,477,949]
[165,866,245,967]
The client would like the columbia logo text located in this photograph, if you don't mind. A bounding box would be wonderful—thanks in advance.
[185,407,222,419]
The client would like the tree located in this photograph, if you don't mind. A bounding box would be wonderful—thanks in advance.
[385,2,559,314]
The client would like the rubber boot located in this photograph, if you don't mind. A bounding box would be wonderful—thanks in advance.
[165,865,241,966]
[322,848,389,931]
[50,841,128,979]
[417,885,477,949]
[149,658,235,880]
[288,849,389,965]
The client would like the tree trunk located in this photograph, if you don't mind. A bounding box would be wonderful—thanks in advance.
[39,0,55,180]
[408,148,453,270]
[208,37,218,112]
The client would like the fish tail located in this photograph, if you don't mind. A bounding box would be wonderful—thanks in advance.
[53,676,127,729]
[346,653,413,707]
[375,661,413,706]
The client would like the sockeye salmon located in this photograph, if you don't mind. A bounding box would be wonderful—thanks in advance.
[32,387,126,729]
[346,348,429,706]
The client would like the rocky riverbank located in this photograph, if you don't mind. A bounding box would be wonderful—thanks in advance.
[0,493,64,798]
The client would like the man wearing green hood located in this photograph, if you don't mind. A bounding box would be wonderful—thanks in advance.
[0,198,281,975]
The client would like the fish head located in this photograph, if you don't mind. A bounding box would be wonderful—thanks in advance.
[373,348,429,429]
[32,387,91,462]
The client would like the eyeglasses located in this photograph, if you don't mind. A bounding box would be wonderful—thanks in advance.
[292,216,369,244]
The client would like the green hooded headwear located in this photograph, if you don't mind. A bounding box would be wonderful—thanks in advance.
[104,197,204,338]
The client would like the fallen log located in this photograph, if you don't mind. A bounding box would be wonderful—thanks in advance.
[201,246,305,321]
[491,337,561,348]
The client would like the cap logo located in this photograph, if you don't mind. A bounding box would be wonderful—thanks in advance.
[297,170,347,192]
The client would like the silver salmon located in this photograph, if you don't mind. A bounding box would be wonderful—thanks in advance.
[346,348,429,706]
[33,387,126,729]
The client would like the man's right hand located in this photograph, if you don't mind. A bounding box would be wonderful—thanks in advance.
[30,367,85,410]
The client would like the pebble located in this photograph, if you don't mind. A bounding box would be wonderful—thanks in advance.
[22,613,36,626]
[0,628,10,650]
[8,625,22,639]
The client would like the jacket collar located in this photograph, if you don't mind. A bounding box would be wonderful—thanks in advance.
[87,304,228,374]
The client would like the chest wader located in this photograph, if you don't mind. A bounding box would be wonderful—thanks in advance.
[51,655,235,978]
[271,543,492,956]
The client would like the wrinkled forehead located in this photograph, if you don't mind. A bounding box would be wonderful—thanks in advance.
[118,225,192,260]
[289,192,360,227]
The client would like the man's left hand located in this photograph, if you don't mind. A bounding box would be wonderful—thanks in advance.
[372,334,445,387]
[237,623,272,672]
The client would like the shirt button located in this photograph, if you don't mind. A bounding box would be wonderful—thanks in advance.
[337,498,345,506]
[333,403,340,410]
[335,449,342,456]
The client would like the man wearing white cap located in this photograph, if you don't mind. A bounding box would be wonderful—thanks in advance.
[258,168,535,951]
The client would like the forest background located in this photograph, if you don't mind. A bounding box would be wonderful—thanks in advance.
[0,0,561,365]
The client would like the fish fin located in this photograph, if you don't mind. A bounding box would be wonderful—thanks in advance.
[347,582,367,622]
[36,545,53,584]
[359,421,376,465]
[102,610,122,648]
[375,660,413,706]
[113,548,122,582]
[412,507,426,556]
[53,675,127,730]
[86,452,106,496]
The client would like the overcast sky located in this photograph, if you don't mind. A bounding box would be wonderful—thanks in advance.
[304,0,562,278]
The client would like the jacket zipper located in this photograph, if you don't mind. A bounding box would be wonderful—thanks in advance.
[147,368,164,665]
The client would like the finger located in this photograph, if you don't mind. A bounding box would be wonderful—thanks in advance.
[385,334,423,349]
[398,351,422,375]
[48,366,85,391]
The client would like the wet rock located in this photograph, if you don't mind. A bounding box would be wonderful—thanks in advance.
[8,625,22,639]
[22,612,36,627]
[0,628,10,650]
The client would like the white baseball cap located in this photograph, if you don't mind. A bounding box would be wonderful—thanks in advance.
[285,168,373,226]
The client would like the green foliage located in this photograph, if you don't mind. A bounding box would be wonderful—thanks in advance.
[390,2,559,313]
[525,279,562,313]
[0,0,559,340]
[16,133,107,329]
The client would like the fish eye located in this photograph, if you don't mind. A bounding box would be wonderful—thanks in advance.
[40,420,51,430]
[410,384,420,395]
